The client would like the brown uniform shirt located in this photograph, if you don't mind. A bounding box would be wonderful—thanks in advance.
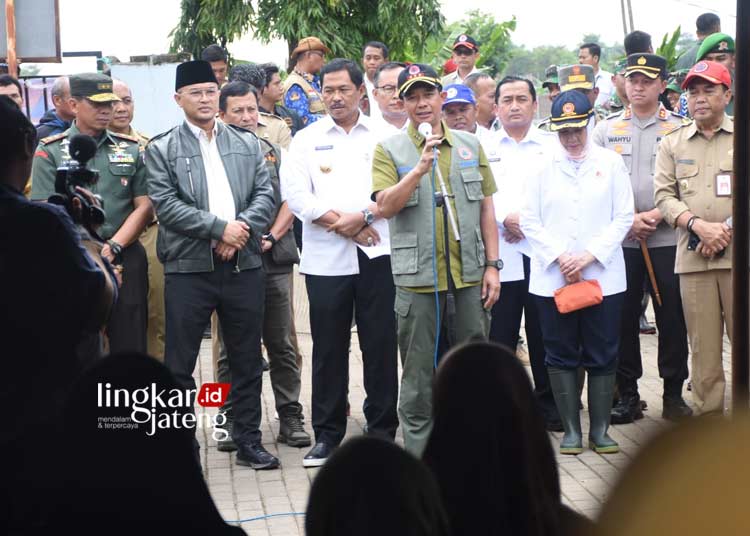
[257,112,292,150]
[653,114,734,274]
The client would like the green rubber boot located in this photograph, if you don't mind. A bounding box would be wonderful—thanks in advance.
[587,374,620,454]
[548,368,584,455]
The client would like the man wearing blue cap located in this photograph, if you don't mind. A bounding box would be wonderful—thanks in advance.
[441,83,491,143]
[146,60,276,469]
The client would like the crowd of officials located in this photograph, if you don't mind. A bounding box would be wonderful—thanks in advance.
[0,9,741,534]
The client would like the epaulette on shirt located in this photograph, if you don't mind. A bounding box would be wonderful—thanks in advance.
[663,118,693,137]
[605,109,625,121]
[110,131,140,143]
[39,132,67,145]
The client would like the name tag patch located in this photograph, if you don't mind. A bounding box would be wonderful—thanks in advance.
[716,173,732,197]
[397,166,413,176]
[458,159,478,168]
[314,145,333,151]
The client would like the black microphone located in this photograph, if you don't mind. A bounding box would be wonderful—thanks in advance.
[68,134,97,164]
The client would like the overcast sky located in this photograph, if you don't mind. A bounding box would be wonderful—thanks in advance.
[54,0,737,71]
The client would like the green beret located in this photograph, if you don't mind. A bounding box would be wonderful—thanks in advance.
[696,33,735,62]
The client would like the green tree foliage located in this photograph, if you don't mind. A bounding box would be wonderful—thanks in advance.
[253,0,443,66]
[169,0,254,60]
[504,45,578,80]
[656,26,684,71]
[404,10,516,78]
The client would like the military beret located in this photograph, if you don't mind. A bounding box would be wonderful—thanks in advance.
[696,33,735,62]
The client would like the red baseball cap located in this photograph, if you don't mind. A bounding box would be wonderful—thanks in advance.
[681,60,732,90]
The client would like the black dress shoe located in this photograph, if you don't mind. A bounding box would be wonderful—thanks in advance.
[236,443,280,470]
[662,396,694,421]
[303,442,334,468]
[610,394,644,424]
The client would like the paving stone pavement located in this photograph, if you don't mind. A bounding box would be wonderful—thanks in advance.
[193,271,732,535]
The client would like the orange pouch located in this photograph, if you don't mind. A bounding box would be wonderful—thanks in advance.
[553,280,603,314]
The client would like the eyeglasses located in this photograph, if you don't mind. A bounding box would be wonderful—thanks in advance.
[322,86,356,97]
[375,85,398,97]
[182,89,218,99]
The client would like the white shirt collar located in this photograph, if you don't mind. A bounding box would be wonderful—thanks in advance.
[497,124,547,146]
[319,111,372,135]
[186,118,219,140]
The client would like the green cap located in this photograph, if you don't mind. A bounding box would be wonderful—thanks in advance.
[558,64,595,91]
[542,65,559,89]
[666,77,682,93]
[613,58,627,75]
[69,73,120,102]
[696,33,735,62]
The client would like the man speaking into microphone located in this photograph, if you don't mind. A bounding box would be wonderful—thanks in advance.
[372,64,500,455]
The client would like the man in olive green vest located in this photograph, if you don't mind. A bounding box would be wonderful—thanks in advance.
[372,64,501,455]
[283,36,329,128]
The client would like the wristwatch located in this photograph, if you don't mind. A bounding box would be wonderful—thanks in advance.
[262,232,277,246]
[485,259,504,270]
[106,239,123,259]
[362,208,375,226]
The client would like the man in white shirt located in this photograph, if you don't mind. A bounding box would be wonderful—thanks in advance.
[579,42,613,108]
[485,75,561,431]
[371,62,408,135]
[282,58,398,468]
[361,41,388,120]
[441,34,482,86]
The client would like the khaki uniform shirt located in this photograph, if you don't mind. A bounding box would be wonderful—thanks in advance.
[653,114,734,274]
[257,112,292,150]
[593,104,689,248]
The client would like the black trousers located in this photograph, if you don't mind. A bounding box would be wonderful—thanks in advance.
[164,261,265,445]
[107,240,148,354]
[535,293,625,375]
[618,246,689,397]
[305,249,399,446]
[489,255,557,421]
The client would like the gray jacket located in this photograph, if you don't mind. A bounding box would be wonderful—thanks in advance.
[145,120,275,274]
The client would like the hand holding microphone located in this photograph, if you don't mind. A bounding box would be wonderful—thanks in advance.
[415,122,443,175]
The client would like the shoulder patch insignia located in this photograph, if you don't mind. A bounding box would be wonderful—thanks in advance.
[110,131,139,143]
[39,132,68,145]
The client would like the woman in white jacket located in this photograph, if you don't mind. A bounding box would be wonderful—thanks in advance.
[521,90,634,456]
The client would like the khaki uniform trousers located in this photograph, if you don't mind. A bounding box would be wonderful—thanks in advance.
[395,284,490,456]
[679,269,732,415]
[139,223,165,361]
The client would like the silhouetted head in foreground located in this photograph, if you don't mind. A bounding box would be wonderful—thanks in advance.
[423,341,585,536]
[54,352,244,535]
[306,436,449,536]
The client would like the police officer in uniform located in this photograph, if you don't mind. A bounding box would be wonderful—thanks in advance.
[654,61,734,416]
[372,64,501,455]
[593,54,693,423]
[283,37,330,128]
[31,73,152,354]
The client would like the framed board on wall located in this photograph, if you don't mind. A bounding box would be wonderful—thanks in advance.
[1,0,61,62]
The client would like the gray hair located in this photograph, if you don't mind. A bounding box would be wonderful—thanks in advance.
[51,76,69,98]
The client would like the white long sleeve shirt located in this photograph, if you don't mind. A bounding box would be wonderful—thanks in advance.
[483,126,558,282]
[520,144,634,297]
[281,113,389,276]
